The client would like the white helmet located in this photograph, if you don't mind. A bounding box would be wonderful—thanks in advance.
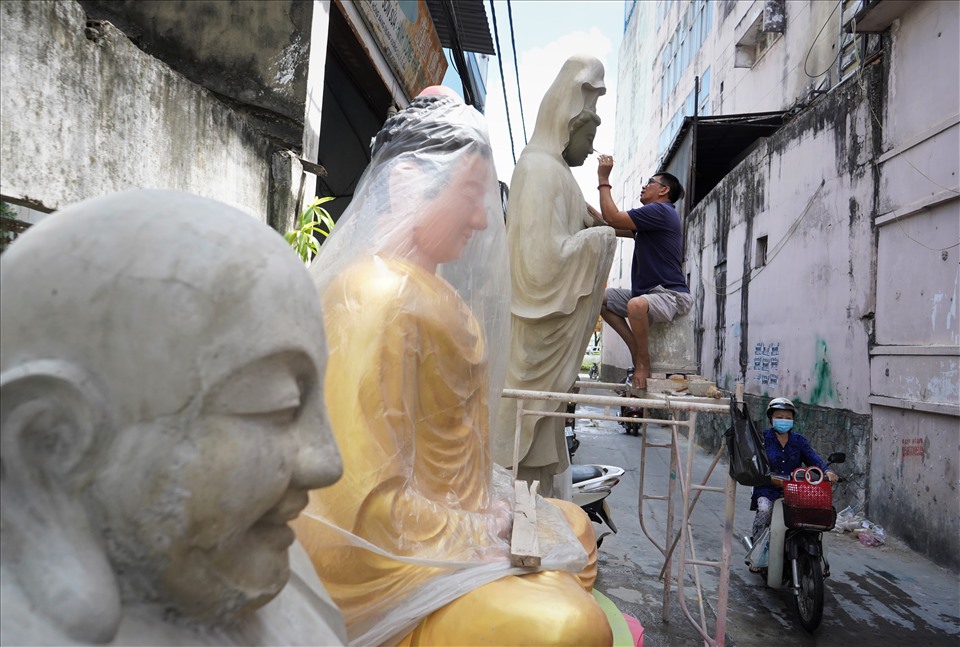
[766,397,796,420]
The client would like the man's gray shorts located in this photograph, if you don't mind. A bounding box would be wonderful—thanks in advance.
[605,286,694,324]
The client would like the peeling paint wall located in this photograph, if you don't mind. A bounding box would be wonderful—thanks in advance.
[687,69,878,413]
[0,0,280,221]
[870,408,959,571]
[618,0,957,569]
[865,1,960,570]
[684,76,877,507]
[77,0,315,146]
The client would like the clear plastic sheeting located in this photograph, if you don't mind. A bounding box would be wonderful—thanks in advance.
[292,91,589,646]
[300,467,587,645]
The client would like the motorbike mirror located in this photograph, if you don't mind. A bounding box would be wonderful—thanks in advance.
[827,452,846,465]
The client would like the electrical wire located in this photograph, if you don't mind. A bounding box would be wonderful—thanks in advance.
[803,0,842,78]
[505,0,528,145]
[440,0,476,107]
[488,0,517,165]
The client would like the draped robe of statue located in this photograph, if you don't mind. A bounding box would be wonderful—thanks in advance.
[291,91,612,647]
[494,55,616,495]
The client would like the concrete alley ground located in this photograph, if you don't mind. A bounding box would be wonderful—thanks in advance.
[571,389,960,647]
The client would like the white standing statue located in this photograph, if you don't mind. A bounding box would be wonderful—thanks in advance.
[0,190,348,646]
[494,54,616,496]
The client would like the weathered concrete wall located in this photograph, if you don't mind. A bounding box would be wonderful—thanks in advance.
[712,0,842,115]
[687,66,879,412]
[616,0,958,569]
[870,408,958,571]
[865,0,959,571]
[0,0,287,222]
[684,62,882,520]
[78,0,314,147]
[605,1,856,377]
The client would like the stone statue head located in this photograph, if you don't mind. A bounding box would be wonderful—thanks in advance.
[0,190,343,643]
[562,109,601,167]
[527,54,605,160]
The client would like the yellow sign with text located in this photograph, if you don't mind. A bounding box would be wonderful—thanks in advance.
[355,0,448,99]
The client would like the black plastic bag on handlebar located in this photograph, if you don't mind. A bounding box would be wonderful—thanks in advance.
[724,398,771,486]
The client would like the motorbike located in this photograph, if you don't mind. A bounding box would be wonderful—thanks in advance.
[566,427,624,547]
[571,463,624,546]
[617,368,642,436]
[565,426,580,457]
[743,452,846,632]
[588,362,600,380]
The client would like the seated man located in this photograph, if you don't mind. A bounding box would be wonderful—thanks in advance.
[292,89,612,646]
[0,190,347,645]
[593,155,693,390]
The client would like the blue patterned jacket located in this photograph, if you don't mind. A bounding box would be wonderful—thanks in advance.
[750,428,827,509]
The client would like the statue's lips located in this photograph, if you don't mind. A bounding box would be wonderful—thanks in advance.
[251,521,296,547]
[252,490,309,547]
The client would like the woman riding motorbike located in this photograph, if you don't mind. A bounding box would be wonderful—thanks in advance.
[749,397,837,571]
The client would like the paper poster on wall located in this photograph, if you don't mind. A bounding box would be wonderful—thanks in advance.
[751,339,782,389]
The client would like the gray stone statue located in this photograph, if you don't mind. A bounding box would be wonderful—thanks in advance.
[494,54,616,497]
[0,190,348,645]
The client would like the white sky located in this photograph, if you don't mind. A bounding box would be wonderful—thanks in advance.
[482,1,626,198]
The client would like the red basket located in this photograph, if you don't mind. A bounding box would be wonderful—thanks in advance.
[783,479,833,510]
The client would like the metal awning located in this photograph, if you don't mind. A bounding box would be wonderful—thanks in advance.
[424,0,496,55]
[661,112,789,209]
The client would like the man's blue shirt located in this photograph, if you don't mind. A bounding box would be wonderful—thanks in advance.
[625,202,688,295]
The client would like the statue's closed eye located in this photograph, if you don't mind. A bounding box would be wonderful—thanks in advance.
[204,353,311,418]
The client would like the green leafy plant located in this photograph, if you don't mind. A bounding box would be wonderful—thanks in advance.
[1,201,20,253]
[284,196,336,265]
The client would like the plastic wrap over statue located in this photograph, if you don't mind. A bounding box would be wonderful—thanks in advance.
[493,54,616,490]
[0,190,347,645]
[292,92,606,646]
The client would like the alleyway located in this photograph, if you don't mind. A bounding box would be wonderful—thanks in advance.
[571,392,960,646]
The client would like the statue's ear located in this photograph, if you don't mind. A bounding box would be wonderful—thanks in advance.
[0,360,122,644]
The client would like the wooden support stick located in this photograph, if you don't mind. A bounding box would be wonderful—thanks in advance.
[510,479,541,568]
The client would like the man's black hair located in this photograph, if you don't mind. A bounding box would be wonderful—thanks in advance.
[656,172,684,204]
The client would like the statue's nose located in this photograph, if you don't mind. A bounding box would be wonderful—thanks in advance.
[291,416,343,490]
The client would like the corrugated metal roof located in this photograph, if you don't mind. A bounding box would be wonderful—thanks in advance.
[425,0,496,55]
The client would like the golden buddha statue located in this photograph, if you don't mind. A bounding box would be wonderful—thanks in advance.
[292,88,612,646]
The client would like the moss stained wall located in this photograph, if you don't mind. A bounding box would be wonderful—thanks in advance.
[0,0,282,221]
[78,0,312,146]
[686,62,883,544]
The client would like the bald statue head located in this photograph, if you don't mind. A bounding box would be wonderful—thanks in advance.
[0,190,343,643]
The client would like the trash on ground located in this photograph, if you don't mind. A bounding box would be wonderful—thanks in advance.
[835,503,884,546]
